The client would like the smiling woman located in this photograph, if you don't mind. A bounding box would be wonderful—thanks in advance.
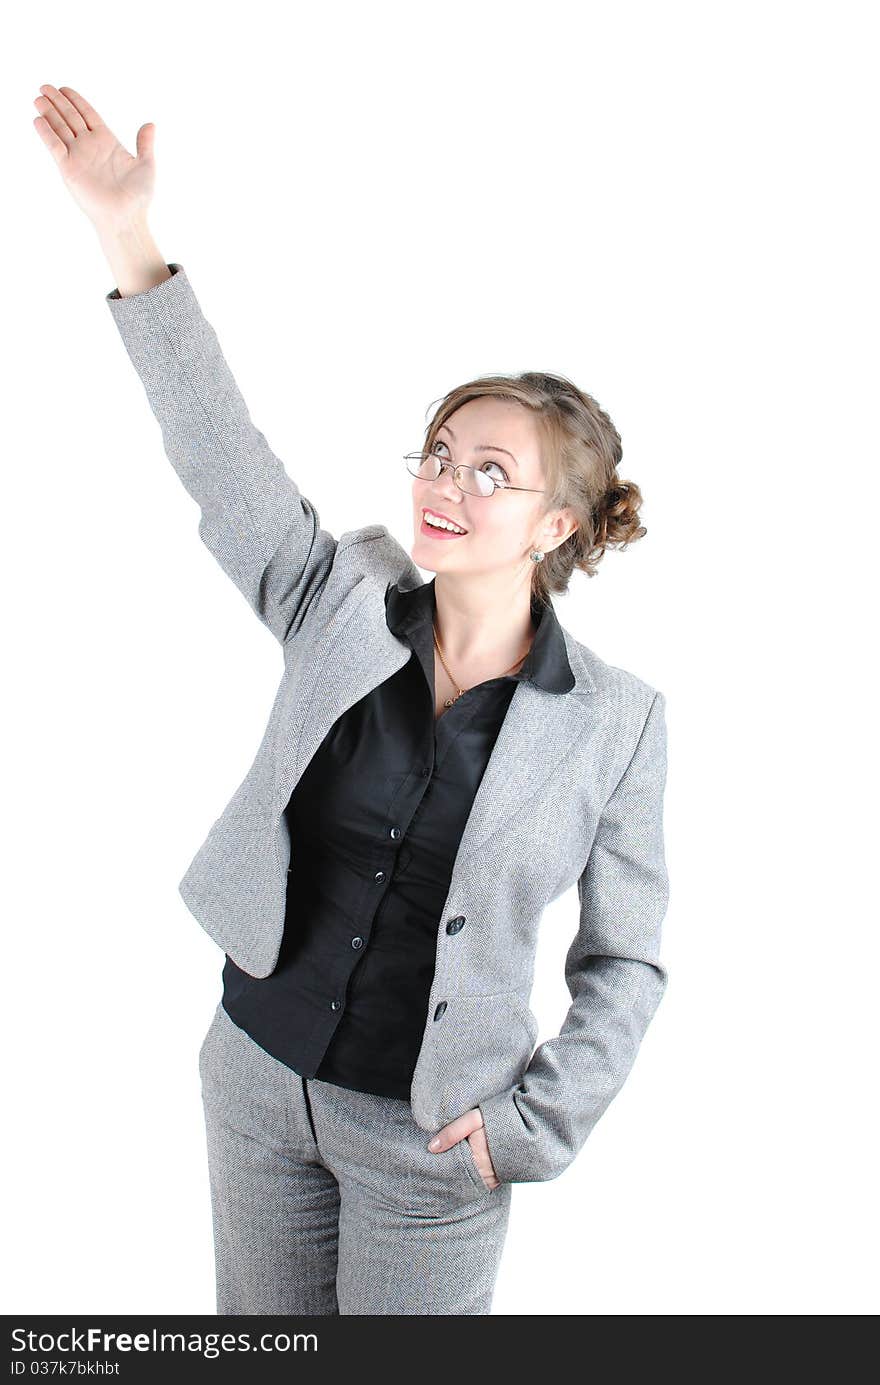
[412,375,649,607]
[33,79,669,1320]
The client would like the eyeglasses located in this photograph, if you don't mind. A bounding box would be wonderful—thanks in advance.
[404,450,547,499]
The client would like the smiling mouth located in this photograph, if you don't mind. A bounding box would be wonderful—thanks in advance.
[421,508,468,537]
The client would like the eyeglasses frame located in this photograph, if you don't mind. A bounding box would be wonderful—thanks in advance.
[403,450,547,498]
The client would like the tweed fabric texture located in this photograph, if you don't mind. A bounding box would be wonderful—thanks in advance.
[220,572,570,1100]
[199,1001,512,1314]
[106,262,670,1187]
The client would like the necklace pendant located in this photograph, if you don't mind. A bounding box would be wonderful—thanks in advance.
[444,696,455,708]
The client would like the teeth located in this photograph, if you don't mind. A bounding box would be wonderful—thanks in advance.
[425,512,466,534]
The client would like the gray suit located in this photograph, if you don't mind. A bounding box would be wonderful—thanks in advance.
[106,262,670,1189]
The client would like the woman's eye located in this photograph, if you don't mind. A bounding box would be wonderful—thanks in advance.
[431,442,508,482]
[482,460,509,481]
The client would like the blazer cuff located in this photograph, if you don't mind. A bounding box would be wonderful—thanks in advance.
[477,1085,562,1185]
[105,260,183,304]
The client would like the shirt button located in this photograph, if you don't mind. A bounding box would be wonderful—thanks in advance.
[374,870,386,884]
[330,999,342,1011]
[421,767,431,778]
[445,915,466,934]
[351,936,364,949]
[389,826,402,840]
[433,1001,448,1021]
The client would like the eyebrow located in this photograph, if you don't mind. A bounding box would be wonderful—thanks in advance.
[438,423,519,469]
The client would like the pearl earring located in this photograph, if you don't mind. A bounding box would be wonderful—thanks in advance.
[529,549,545,563]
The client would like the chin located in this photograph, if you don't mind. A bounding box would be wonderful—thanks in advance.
[411,544,440,572]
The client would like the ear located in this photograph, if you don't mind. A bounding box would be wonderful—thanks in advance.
[541,506,579,551]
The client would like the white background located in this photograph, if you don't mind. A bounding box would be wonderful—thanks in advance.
[3,0,877,1316]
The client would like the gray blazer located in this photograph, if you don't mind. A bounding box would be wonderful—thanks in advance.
[105,263,670,1185]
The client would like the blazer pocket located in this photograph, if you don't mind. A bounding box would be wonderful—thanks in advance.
[505,991,540,1051]
[441,991,540,1100]
[456,1134,493,1193]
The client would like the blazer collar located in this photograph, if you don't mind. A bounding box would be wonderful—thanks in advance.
[278,572,596,864]
[384,576,576,694]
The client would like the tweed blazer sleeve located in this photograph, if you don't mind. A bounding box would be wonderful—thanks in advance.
[105,262,337,643]
[478,689,670,1184]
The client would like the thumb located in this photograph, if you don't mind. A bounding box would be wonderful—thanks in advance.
[135,122,155,162]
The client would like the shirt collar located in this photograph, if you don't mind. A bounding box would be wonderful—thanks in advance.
[384,576,575,694]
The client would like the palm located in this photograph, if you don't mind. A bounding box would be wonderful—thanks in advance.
[33,85,155,225]
[59,127,153,222]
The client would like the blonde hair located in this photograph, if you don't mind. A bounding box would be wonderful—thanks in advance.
[423,372,647,605]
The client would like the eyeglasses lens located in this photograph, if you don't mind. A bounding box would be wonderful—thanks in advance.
[405,453,494,497]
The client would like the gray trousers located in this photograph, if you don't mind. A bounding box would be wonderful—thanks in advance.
[198,1001,513,1315]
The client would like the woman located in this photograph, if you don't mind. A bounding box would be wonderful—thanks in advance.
[34,85,671,1316]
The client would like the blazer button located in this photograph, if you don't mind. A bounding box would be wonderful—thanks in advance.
[433,1001,447,1021]
[351,935,364,949]
[445,915,465,934]
[374,870,386,883]
[389,826,402,840]
[330,999,342,1011]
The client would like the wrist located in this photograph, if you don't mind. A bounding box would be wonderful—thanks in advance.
[95,216,159,263]
[96,217,169,298]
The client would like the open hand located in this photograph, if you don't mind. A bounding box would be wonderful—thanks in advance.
[32,84,156,227]
[428,1107,500,1190]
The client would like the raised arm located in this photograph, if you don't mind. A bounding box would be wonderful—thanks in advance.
[103,260,336,642]
[32,83,336,643]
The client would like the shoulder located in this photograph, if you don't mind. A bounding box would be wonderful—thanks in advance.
[334,523,421,586]
[561,625,665,725]
[292,524,419,636]
[559,630,668,797]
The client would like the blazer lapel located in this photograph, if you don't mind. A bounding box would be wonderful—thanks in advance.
[449,676,590,868]
[275,580,409,808]
[275,575,596,862]
[429,611,597,864]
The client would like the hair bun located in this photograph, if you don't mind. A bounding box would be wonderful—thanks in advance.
[593,478,646,549]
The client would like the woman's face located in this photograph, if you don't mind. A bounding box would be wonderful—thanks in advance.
[411,396,559,581]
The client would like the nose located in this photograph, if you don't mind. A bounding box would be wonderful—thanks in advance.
[433,462,466,503]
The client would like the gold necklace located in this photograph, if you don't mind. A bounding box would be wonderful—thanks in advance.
[432,622,531,709]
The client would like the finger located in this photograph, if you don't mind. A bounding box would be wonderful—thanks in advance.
[33,94,75,149]
[41,84,88,135]
[57,86,104,132]
[136,123,156,162]
[428,1123,459,1150]
[428,1112,478,1150]
[37,85,87,137]
[32,114,69,164]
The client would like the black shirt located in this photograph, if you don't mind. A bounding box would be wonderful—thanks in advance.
[220,574,575,1098]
